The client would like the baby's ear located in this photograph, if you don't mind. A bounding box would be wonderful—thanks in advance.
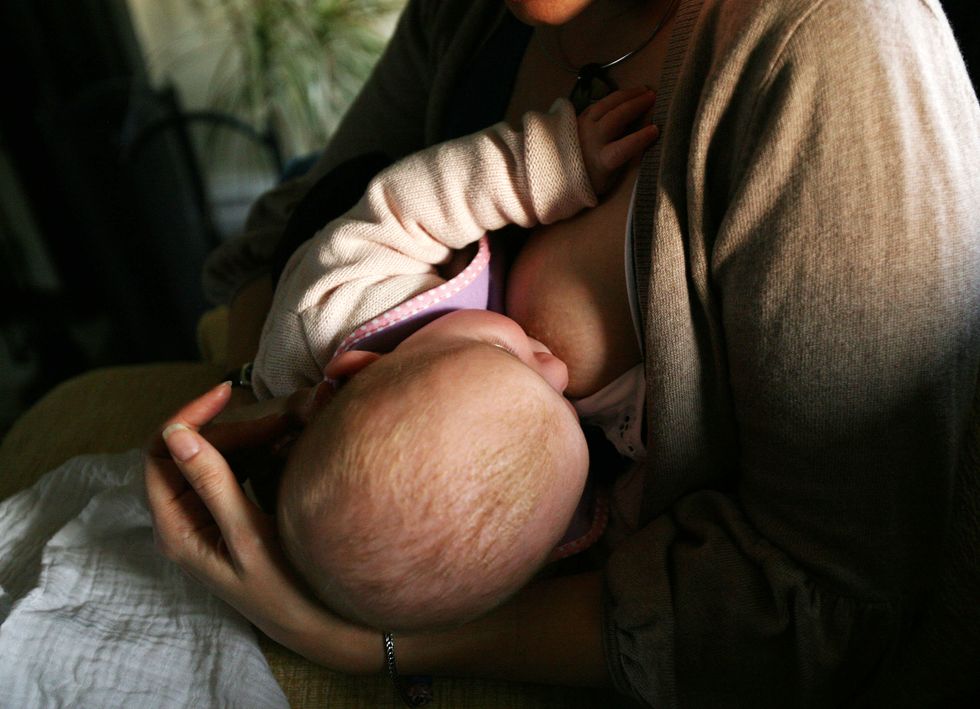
[323,350,383,381]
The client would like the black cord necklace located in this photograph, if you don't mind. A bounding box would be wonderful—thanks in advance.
[541,0,680,113]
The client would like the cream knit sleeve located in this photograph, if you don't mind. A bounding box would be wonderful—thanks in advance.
[252,98,596,398]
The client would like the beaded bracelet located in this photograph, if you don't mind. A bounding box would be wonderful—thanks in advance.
[382,633,433,707]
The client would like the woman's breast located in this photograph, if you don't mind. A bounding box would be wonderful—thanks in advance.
[506,171,642,398]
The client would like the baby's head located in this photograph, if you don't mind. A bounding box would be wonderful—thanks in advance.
[277,310,589,631]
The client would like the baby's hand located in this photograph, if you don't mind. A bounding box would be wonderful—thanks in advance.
[578,87,659,195]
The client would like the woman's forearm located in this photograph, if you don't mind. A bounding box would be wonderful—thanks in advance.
[402,571,610,686]
[288,571,610,687]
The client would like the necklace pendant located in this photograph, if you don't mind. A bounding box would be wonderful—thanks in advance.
[570,63,618,114]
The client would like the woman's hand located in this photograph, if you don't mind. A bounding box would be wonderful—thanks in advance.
[144,383,380,674]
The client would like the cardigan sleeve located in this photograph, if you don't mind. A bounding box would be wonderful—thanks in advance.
[201,0,443,305]
[604,1,980,706]
[251,100,596,398]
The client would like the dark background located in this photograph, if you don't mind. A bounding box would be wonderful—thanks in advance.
[0,0,977,434]
[0,0,213,425]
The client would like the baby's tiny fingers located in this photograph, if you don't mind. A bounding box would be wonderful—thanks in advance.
[600,124,660,172]
[596,90,657,141]
[582,86,650,122]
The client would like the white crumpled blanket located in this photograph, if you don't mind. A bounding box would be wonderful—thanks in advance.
[0,450,288,708]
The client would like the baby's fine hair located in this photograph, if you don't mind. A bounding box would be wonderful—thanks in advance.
[278,344,574,631]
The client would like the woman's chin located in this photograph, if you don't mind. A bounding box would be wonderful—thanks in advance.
[504,0,593,27]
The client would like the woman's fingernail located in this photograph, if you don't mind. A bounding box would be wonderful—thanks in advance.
[162,423,200,462]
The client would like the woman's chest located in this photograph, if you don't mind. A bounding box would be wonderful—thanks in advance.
[501,27,671,397]
[506,167,639,398]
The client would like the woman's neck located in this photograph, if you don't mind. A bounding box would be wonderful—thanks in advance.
[552,0,674,68]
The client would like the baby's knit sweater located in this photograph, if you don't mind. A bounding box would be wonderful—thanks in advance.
[252,98,596,398]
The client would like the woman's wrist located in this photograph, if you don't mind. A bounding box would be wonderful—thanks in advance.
[277,602,383,675]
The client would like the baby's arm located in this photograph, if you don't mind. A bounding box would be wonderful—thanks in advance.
[253,90,657,397]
